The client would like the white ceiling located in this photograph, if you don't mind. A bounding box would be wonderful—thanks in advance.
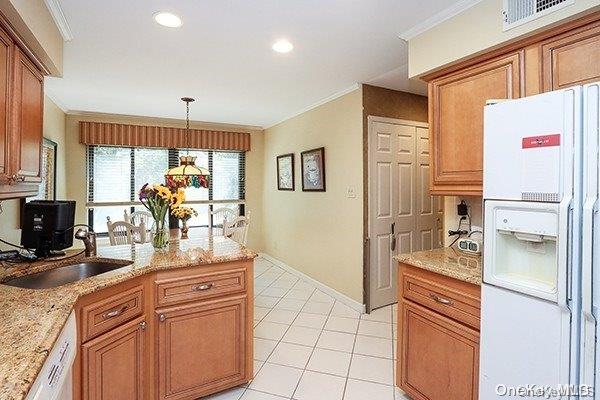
[46,0,460,128]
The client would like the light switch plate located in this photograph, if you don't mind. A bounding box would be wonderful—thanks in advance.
[347,186,356,198]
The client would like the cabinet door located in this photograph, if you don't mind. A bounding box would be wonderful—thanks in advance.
[11,47,43,183]
[157,296,247,400]
[81,316,147,400]
[398,300,479,400]
[429,52,522,195]
[542,22,600,91]
[0,27,11,183]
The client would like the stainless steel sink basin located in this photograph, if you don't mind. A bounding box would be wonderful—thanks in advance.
[3,260,133,289]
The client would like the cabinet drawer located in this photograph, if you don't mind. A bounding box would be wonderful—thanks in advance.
[81,285,144,342]
[401,267,480,330]
[155,268,247,307]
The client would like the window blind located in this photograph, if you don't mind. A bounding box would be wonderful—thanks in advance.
[86,145,246,232]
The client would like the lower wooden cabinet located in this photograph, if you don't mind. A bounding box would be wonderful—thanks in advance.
[156,296,247,400]
[74,260,254,400]
[81,316,146,400]
[396,263,481,400]
[399,300,479,400]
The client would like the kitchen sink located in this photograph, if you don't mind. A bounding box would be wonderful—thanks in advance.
[2,260,133,289]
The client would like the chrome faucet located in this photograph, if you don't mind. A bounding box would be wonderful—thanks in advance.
[75,228,97,257]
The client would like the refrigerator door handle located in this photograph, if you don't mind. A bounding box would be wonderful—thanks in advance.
[580,199,597,387]
[581,200,597,319]
[557,196,572,309]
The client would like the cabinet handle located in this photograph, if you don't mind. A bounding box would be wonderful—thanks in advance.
[16,175,25,182]
[159,314,166,322]
[429,293,453,306]
[192,283,213,291]
[102,304,128,319]
[139,321,147,330]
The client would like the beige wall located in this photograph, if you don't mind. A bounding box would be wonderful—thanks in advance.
[262,89,364,303]
[442,196,483,247]
[64,112,264,251]
[0,95,66,250]
[408,0,600,77]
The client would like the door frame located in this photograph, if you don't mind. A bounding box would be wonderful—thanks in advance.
[364,116,430,313]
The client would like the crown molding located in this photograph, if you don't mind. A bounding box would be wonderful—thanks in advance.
[264,83,360,129]
[44,0,73,41]
[398,0,483,41]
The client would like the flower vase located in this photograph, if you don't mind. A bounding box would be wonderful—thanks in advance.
[180,220,189,239]
[152,221,169,252]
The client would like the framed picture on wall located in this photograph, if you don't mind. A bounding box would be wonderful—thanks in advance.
[276,153,295,191]
[19,138,58,227]
[301,147,325,192]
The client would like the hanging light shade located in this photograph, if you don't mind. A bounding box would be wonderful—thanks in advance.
[165,97,210,189]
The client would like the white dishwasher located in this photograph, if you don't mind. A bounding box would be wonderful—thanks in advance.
[26,311,77,400]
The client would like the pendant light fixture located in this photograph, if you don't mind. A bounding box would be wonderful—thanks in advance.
[165,97,210,189]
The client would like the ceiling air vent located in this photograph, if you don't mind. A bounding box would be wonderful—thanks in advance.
[503,0,575,31]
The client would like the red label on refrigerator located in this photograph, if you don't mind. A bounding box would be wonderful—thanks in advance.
[522,134,561,149]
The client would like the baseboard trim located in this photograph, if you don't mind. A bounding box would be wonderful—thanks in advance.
[258,252,366,314]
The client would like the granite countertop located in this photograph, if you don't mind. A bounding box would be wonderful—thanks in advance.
[0,235,257,400]
[394,247,482,285]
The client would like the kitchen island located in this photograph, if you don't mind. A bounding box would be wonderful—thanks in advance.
[394,247,481,400]
[0,234,256,400]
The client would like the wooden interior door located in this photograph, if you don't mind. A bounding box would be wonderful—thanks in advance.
[156,296,247,400]
[429,51,522,195]
[81,316,146,400]
[0,26,11,183]
[368,118,442,311]
[11,47,43,183]
[399,300,479,400]
[415,126,444,250]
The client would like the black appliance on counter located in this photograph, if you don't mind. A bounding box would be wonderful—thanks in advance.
[21,200,76,258]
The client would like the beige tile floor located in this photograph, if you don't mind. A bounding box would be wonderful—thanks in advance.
[204,256,410,400]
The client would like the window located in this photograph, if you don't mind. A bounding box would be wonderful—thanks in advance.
[87,146,245,233]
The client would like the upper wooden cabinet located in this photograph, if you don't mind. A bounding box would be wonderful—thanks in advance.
[424,13,600,196]
[0,22,45,199]
[0,26,11,185]
[11,47,43,184]
[542,21,600,91]
[428,52,522,196]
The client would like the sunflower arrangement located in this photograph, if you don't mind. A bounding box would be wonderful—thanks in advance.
[139,184,186,250]
[171,206,198,222]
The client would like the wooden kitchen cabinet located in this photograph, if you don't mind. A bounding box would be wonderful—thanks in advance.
[0,26,11,185]
[396,263,481,400]
[81,316,147,400]
[427,51,522,196]
[542,21,600,91]
[423,12,600,196]
[10,47,43,184]
[74,260,254,400]
[156,296,248,400]
[0,20,45,199]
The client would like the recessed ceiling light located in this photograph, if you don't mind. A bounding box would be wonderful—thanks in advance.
[153,12,183,28]
[272,39,294,54]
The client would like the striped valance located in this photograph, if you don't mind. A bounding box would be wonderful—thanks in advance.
[79,121,251,151]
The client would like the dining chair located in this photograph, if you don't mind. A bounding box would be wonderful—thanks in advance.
[223,215,250,246]
[210,207,238,234]
[124,210,153,243]
[106,218,146,246]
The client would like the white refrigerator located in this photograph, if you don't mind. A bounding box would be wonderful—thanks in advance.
[480,82,600,399]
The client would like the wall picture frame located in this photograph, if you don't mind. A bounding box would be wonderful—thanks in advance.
[276,153,295,191]
[301,147,325,192]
